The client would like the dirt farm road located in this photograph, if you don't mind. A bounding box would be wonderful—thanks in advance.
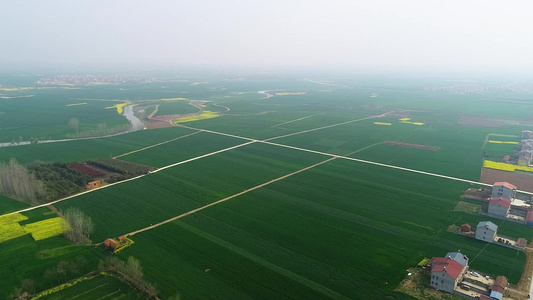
[4,109,533,221]
[126,157,337,237]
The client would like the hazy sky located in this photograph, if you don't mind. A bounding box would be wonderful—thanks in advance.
[2,0,533,71]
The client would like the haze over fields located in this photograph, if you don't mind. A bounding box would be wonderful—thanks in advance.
[1,1,533,72]
[3,1,533,300]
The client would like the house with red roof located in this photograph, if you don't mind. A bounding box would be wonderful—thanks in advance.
[491,182,516,200]
[521,130,532,139]
[429,256,468,294]
[487,197,511,218]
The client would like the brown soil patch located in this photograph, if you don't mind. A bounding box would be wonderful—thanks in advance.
[383,141,440,151]
[480,168,533,193]
[395,269,456,300]
[47,204,67,221]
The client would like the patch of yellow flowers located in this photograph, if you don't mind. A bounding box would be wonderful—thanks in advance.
[488,140,518,145]
[484,160,533,173]
[0,214,69,243]
[173,111,220,123]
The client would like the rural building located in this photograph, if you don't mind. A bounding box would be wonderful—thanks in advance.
[460,224,471,232]
[516,238,527,248]
[521,130,532,139]
[521,140,533,151]
[489,276,507,300]
[445,252,468,266]
[518,150,533,166]
[429,256,468,294]
[525,210,533,226]
[103,238,119,250]
[501,155,510,163]
[487,197,511,218]
[491,182,516,200]
[86,180,101,189]
[475,221,498,242]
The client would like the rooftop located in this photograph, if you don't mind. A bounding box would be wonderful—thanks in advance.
[477,221,498,232]
[430,257,464,280]
[445,252,468,266]
[488,197,511,209]
[493,182,517,190]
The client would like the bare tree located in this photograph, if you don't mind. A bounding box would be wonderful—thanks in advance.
[0,158,45,205]
[68,117,80,131]
[62,208,94,244]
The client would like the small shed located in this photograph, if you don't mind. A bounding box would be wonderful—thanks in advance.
[86,180,101,189]
[460,224,471,232]
[118,235,126,242]
[516,238,527,248]
[526,210,533,226]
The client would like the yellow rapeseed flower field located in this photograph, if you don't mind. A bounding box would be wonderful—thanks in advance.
[484,160,533,173]
[24,217,70,241]
[105,101,130,115]
[0,214,29,243]
[374,122,392,126]
[173,111,220,123]
[488,140,518,144]
[0,214,69,243]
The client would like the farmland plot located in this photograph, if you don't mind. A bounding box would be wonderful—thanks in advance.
[116,159,530,299]
[55,143,326,242]
[0,126,196,164]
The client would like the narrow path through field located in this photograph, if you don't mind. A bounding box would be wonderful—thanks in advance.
[126,157,337,237]
[482,133,519,149]
[270,113,324,128]
[112,130,201,159]
[263,110,394,141]
[4,110,533,221]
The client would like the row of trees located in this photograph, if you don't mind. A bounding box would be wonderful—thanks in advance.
[62,207,94,245]
[99,257,158,299]
[0,158,45,205]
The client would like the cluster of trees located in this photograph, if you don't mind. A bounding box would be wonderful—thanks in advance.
[44,257,88,286]
[0,158,45,205]
[8,279,34,300]
[30,162,92,201]
[88,159,154,183]
[66,123,130,139]
[99,256,158,299]
[62,207,94,245]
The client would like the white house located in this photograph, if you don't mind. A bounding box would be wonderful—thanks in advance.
[487,197,511,218]
[475,221,498,242]
[491,182,516,200]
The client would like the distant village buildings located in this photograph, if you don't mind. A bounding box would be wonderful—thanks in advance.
[475,221,497,242]
[520,130,532,139]
[490,182,516,200]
